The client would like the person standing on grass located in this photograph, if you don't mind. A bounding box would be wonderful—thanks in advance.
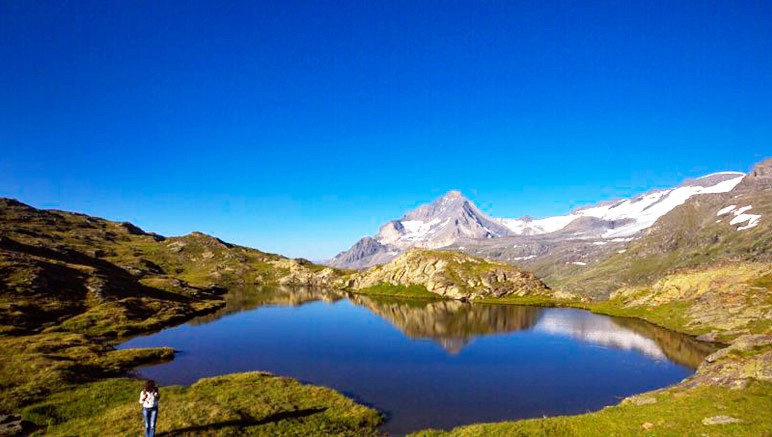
[139,380,160,437]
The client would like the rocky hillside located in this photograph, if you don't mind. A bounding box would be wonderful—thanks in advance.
[606,264,772,342]
[0,198,337,337]
[0,198,349,413]
[342,249,573,301]
[497,172,745,238]
[553,159,772,298]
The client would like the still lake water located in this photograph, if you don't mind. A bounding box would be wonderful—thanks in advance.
[119,287,715,435]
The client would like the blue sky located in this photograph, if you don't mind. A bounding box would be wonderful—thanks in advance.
[1,0,770,259]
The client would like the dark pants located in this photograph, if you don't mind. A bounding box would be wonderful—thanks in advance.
[142,407,158,437]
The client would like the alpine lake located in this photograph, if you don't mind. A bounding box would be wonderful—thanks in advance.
[118,286,716,435]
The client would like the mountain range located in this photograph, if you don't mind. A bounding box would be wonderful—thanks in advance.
[329,170,749,271]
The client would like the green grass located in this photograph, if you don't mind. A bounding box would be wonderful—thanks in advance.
[473,295,575,307]
[411,380,772,436]
[0,332,175,412]
[53,297,224,338]
[22,372,382,436]
[353,294,448,308]
[473,293,698,334]
[583,300,703,336]
[752,273,772,290]
[353,283,445,300]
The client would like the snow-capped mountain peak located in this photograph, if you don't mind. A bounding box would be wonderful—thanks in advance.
[378,190,511,248]
[328,191,511,269]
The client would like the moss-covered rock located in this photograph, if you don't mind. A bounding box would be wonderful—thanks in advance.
[603,263,772,340]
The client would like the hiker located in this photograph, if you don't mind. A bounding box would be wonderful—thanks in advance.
[139,380,160,437]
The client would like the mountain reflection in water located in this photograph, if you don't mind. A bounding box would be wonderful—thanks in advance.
[188,286,713,368]
[349,295,541,353]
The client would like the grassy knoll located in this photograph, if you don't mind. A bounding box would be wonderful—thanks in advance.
[352,283,444,300]
[22,372,381,436]
[411,380,772,436]
[0,332,174,413]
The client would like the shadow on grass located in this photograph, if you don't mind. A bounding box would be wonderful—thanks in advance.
[156,407,327,436]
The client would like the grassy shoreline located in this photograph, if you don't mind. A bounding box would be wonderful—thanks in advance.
[5,296,384,436]
[349,284,772,434]
[407,277,772,435]
[350,283,447,300]
[410,381,772,436]
[477,295,712,339]
[7,289,771,436]
[6,278,771,435]
[22,373,382,436]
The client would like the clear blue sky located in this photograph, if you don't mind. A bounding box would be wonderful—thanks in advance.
[1,0,770,259]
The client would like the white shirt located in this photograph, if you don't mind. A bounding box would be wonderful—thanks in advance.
[139,389,159,408]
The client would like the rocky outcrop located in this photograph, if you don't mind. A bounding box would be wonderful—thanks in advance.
[0,415,23,436]
[739,158,772,188]
[610,264,772,339]
[344,249,573,301]
[682,334,772,390]
[277,260,341,287]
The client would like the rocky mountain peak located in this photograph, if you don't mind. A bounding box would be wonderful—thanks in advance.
[742,158,772,184]
[392,191,511,245]
[402,190,471,221]
[443,190,464,200]
[329,236,396,269]
[329,191,512,269]
[749,158,772,177]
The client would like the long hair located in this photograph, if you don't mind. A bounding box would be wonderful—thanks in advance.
[143,380,157,394]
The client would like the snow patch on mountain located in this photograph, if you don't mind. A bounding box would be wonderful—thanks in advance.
[497,172,745,239]
[388,218,444,243]
[717,205,737,216]
[719,204,761,231]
